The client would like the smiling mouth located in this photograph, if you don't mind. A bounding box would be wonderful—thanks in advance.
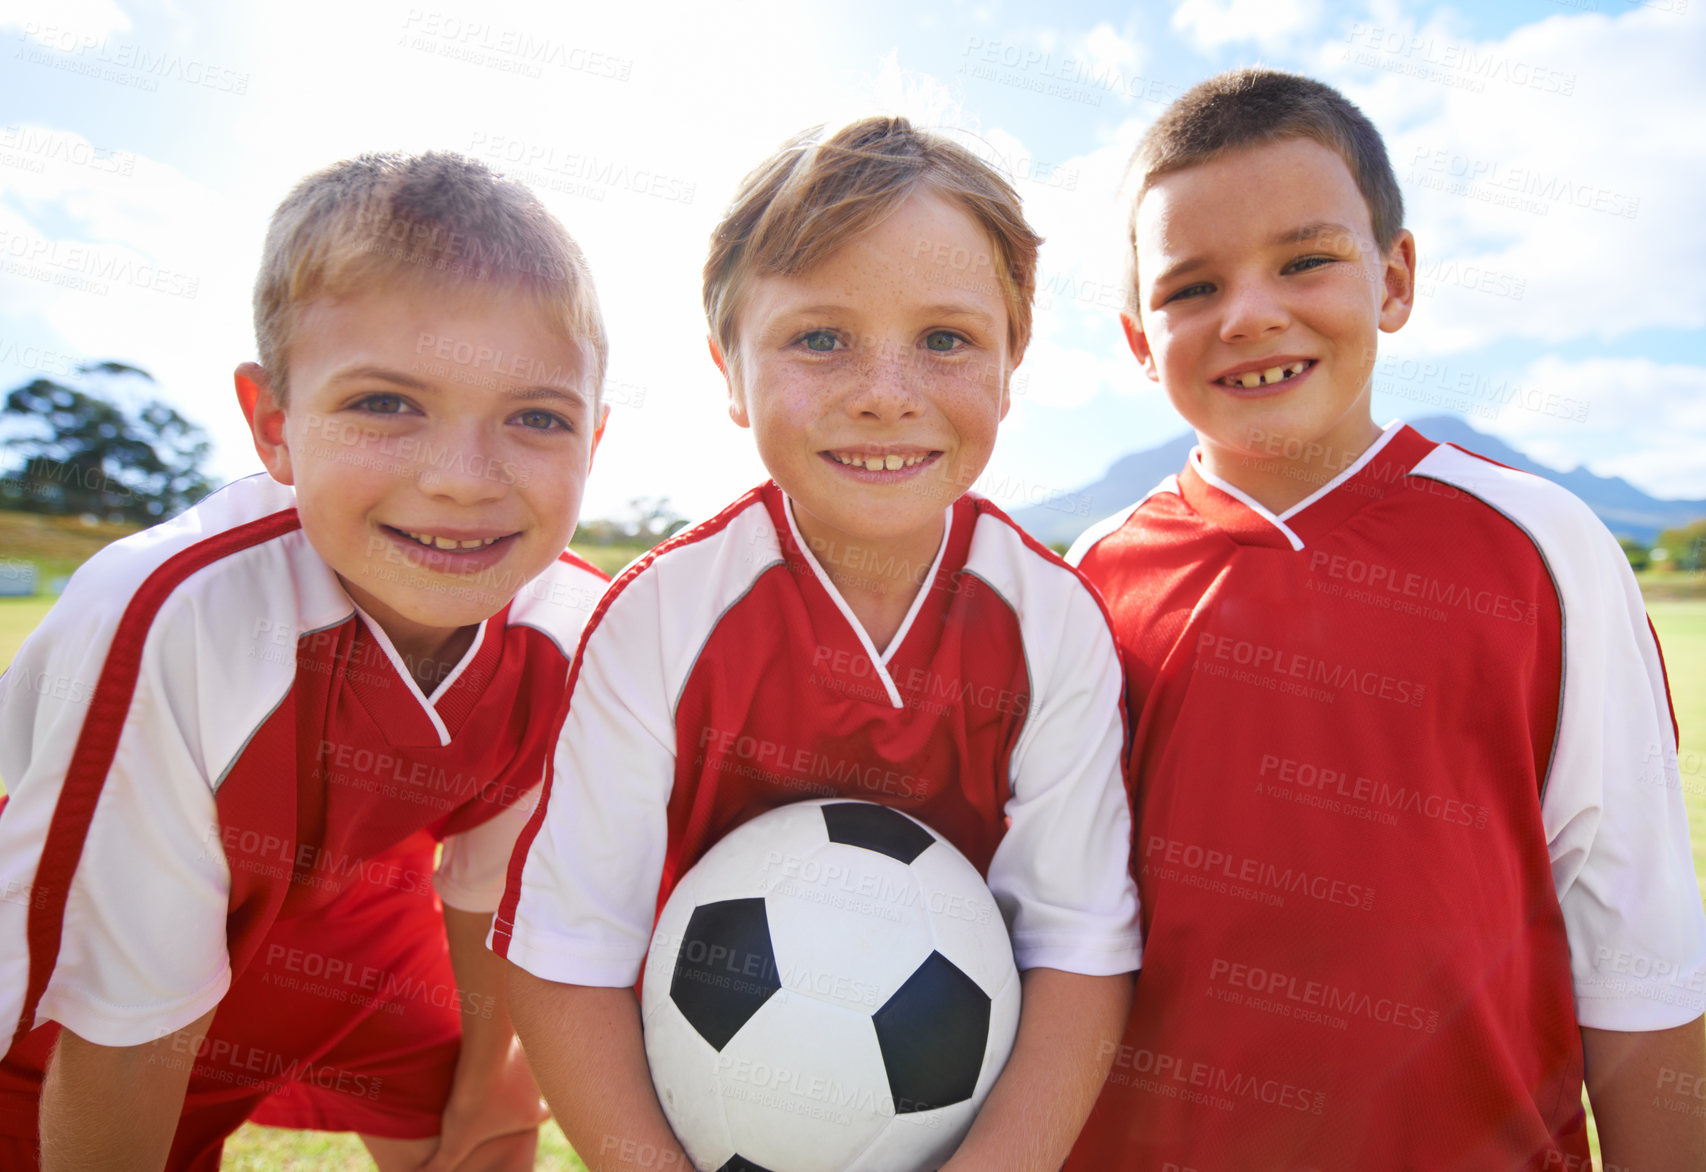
[386,526,514,551]
[823,450,941,472]
[1217,360,1313,389]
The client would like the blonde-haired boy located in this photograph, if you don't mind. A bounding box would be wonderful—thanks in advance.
[497,116,1141,1172]
[0,152,611,1170]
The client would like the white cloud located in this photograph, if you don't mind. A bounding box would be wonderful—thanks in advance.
[1324,4,1706,353]
[1399,355,1706,500]
[1171,0,1326,53]
[0,0,130,40]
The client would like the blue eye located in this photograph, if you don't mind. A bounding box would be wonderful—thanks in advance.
[924,331,964,352]
[800,330,840,352]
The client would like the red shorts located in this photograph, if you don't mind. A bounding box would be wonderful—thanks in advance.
[0,831,463,1171]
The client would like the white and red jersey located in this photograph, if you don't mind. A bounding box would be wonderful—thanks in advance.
[0,474,606,1057]
[1064,422,1706,1171]
[494,481,1142,986]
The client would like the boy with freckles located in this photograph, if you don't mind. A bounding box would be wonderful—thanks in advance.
[1066,67,1706,1170]
[496,116,1142,1171]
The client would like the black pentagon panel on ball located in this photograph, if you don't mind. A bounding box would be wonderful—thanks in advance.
[822,801,936,864]
[873,951,992,1114]
[670,897,781,1051]
[717,1157,778,1172]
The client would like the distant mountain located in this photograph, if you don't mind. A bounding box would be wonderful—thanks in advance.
[1009,415,1706,547]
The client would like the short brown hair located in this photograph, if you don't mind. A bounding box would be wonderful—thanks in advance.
[703,116,1042,362]
[254,151,607,401]
[1125,68,1404,313]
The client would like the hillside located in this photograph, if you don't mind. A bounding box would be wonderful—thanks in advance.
[1011,415,1706,547]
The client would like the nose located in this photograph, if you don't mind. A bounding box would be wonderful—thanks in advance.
[845,337,925,422]
[1218,278,1289,344]
[417,422,508,505]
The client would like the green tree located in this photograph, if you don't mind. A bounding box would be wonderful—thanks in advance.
[0,363,215,523]
[1654,520,1706,572]
[1619,536,1651,572]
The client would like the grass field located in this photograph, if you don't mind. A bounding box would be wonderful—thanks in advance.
[1,535,1703,1168]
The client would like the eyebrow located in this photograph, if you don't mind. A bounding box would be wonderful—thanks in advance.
[507,384,589,409]
[1272,220,1357,246]
[329,364,431,390]
[1150,221,1360,290]
[918,304,998,327]
[329,364,588,408]
[772,303,998,325]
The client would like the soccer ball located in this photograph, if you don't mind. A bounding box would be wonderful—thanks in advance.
[641,799,1021,1172]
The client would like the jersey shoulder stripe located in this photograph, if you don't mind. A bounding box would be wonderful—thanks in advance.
[964,496,1128,747]
[506,549,614,659]
[13,504,302,1050]
[493,486,773,952]
[968,496,1121,635]
[1065,476,1183,566]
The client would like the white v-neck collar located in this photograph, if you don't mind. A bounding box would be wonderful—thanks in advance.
[349,603,491,747]
[1190,419,1406,551]
[782,495,954,710]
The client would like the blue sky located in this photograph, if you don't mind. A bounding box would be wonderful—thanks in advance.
[1,0,1701,525]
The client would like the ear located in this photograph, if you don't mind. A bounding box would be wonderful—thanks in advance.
[235,362,293,485]
[1378,229,1417,334]
[1120,313,1161,383]
[587,402,611,470]
[709,335,750,429]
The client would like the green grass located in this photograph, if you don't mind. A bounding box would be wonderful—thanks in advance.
[221,1121,589,1169]
[0,596,55,670]
[1651,601,1706,898]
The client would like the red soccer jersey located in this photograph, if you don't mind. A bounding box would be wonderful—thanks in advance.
[494,482,1141,986]
[1064,423,1706,1170]
[0,474,605,1138]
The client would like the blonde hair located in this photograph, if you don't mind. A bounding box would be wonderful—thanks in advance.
[254,151,607,400]
[1125,68,1405,314]
[703,116,1041,361]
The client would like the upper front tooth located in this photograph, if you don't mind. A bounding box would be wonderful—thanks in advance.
[864,456,884,472]
[433,536,459,550]
[884,454,904,471]
[1239,372,1262,388]
[458,538,486,549]
[1262,366,1284,384]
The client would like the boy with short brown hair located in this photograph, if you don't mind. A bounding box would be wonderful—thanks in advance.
[0,151,611,1170]
[1066,67,1706,1170]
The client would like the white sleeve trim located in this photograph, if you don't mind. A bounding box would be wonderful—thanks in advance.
[970,520,1143,976]
[36,963,232,1048]
[1414,446,1706,1030]
[502,503,782,986]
